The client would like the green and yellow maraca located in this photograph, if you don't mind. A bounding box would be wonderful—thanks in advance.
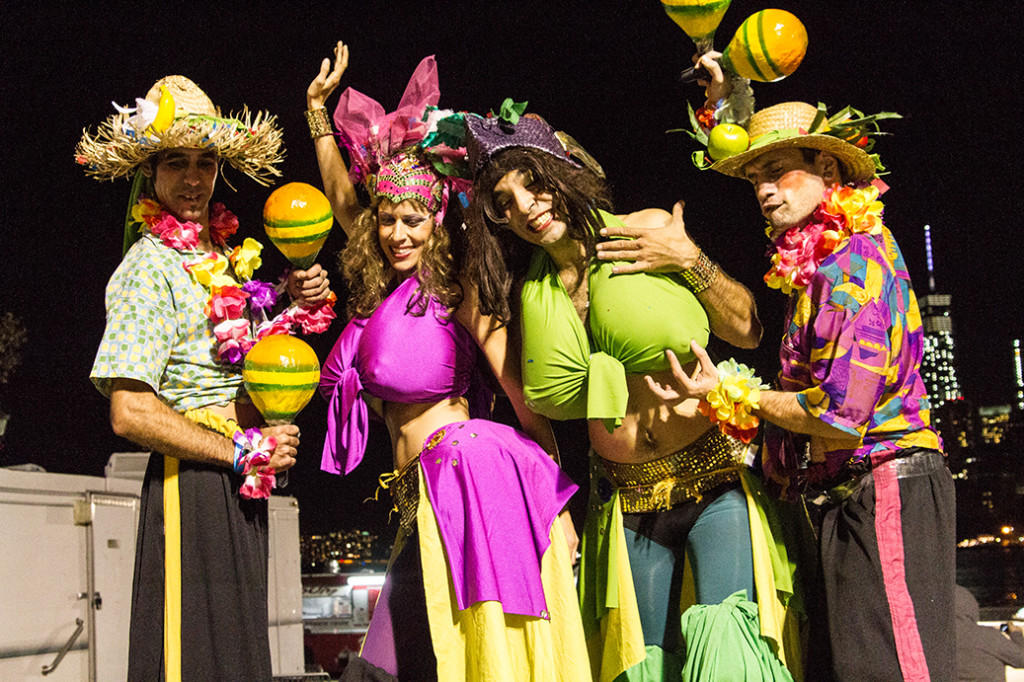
[661,0,733,55]
[243,334,321,426]
[243,334,321,487]
[719,9,807,82]
[263,182,333,270]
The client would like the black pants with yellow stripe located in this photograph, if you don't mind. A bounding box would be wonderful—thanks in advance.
[127,453,271,681]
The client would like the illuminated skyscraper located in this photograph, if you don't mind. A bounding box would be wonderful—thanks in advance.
[919,225,963,407]
[1014,339,1023,411]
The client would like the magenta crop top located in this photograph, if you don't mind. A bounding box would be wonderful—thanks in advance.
[320,276,486,475]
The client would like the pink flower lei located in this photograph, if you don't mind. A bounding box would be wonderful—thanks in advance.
[763,184,886,295]
[133,197,337,364]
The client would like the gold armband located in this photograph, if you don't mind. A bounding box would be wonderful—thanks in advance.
[680,249,718,293]
[305,107,333,139]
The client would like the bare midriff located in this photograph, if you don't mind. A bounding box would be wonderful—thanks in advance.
[383,397,472,471]
[588,367,715,465]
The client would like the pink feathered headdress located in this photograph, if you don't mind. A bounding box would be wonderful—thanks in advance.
[333,55,440,185]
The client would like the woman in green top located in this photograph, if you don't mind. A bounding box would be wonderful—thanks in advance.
[464,110,803,681]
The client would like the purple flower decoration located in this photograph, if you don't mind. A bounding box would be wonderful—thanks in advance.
[217,339,247,365]
[243,280,279,314]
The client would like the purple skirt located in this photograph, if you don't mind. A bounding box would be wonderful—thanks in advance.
[417,419,577,618]
[352,419,578,680]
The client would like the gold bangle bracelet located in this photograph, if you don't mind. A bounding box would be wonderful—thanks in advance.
[680,250,719,293]
[305,107,333,139]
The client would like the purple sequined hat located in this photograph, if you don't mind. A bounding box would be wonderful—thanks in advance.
[465,112,576,174]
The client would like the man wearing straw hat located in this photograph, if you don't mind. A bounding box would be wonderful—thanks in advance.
[78,76,330,680]
[597,59,955,681]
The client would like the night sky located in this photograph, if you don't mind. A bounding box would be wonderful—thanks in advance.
[2,1,1021,535]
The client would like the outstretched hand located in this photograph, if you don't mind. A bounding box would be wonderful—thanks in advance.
[595,201,700,275]
[307,40,349,109]
[645,340,720,404]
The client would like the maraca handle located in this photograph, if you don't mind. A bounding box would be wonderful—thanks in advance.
[680,64,712,84]
[681,37,715,84]
[264,419,292,488]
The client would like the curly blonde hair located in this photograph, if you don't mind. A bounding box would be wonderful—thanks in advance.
[339,202,463,319]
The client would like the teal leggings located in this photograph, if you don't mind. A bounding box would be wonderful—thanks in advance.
[621,485,755,650]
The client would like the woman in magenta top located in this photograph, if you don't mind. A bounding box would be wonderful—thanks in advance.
[305,42,588,681]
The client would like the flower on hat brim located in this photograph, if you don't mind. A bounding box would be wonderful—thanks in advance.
[77,97,284,186]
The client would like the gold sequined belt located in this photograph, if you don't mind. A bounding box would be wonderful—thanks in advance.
[389,457,420,534]
[592,428,748,514]
[380,424,457,533]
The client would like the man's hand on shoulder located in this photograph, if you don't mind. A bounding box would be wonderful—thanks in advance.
[595,201,701,275]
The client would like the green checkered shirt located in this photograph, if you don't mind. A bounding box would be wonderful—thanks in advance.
[91,234,245,411]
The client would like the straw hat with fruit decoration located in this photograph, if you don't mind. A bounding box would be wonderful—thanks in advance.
[702,101,901,183]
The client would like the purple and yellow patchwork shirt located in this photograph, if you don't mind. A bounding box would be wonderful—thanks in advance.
[773,225,942,479]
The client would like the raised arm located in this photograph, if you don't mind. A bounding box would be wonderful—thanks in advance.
[454,278,560,461]
[597,201,762,348]
[306,40,362,236]
[455,279,579,557]
[109,378,299,471]
[695,50,733,110]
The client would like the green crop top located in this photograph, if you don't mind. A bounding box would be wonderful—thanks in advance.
[520,210,710,431]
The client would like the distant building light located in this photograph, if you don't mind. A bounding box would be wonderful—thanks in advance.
[1014,339,1023,410]
[348,575,386,587]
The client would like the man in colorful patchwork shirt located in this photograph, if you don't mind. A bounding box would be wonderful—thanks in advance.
[603,58,955,680]
[78,76,332,680]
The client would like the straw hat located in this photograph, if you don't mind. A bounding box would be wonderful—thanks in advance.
[709,101,896,183]
[75,75,284,186]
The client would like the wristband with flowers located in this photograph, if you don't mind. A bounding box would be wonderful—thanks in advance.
[232,428,278,500]
[698,359,769,444]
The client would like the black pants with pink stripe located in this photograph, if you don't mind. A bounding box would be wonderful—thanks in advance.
[818,449,955,682]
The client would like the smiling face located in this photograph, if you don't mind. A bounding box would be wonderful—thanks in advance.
[377,199,436,277]
[742,147,840,239]
[489,168,569,249]
[144,148,219,224]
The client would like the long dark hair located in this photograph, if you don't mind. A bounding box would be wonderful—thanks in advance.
[468,147,613,325]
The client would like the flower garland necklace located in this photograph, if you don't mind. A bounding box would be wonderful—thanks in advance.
[133,197,337,500]
[132,197,336,364]
[763,184,886,295]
